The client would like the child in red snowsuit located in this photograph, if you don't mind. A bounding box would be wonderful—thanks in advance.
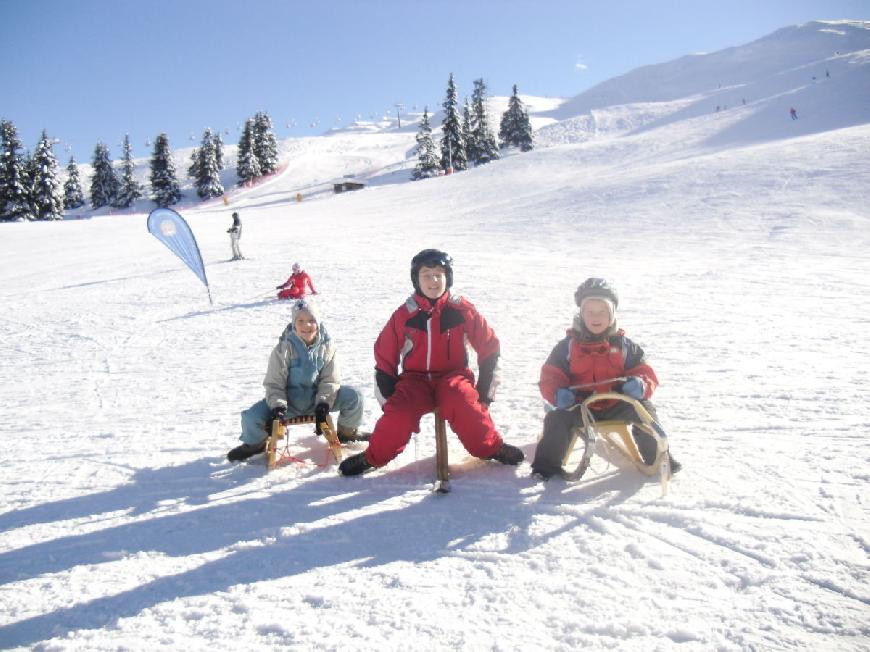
[338,249,524,475]
[276,262,317,300]
[531,278,680,479]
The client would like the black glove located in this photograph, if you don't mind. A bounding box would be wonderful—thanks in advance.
[275,285,283,289]
[476,354,498,406]
[271,405,286,421]
[375,369,397,401]
[314,402,329,435]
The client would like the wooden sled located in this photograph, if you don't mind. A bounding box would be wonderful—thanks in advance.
[561,392,673,495]
[265,414,343,471]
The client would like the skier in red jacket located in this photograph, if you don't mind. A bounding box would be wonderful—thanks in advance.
[276,262,318,300]
[339,249,524,475]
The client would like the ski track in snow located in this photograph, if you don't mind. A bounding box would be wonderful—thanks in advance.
[3,28,870,650]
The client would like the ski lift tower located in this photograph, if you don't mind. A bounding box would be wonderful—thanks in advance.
[394,103,404,129]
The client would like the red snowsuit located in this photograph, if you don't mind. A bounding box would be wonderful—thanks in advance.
[539,328,658,412]
[365,292,503,467]
[277,271,317,300]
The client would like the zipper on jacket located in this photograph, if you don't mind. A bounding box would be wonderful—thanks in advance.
[447,327,451,360]
[426,317,432,378]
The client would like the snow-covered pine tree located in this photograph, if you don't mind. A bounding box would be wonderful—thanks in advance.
[30,130,64,220]
[440,74,467,173]
[412,108,440,180]
[253,111,278,176]
[63,156,85,209]
[471,78,500,165]
[22,150,37,215]
[113,134,143,209]
[149,133,181,207]
[213,131,224,171]
[462,99,475,166]
[0,120,33,221]
[187,147,200,182]
[516,106,534,152]
[194,128,224,199]
[236,119,261,185]
[89,142,118,209]
[498,84,534,152]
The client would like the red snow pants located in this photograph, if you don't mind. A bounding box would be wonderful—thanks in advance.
[277,288,304,300]
[364,369,503,467]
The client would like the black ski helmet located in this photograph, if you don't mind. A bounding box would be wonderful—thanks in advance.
[410,249,453,294]
[574,277,619,309]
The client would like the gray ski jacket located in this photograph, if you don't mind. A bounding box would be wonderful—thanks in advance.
[263,322,340,415]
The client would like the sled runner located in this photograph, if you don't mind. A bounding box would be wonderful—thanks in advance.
[266,414,343,470]
[561,392,673,495]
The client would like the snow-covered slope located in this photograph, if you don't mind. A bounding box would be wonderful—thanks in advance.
[546,21,869,116]
[538,20,870,146]
[2,20,870,652]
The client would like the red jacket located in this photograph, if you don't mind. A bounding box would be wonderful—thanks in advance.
[539,328,658,411]
[374,292,500,402]
[279,271,316,296]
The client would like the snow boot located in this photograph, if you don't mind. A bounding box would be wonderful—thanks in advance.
[488,442,524,466]
[339,451,373,476]
[632,429,658,466]
[336,426,371,444]
[227,441,266,462]
[530,459,560,480]
[633,428,682,475]
[530,468,555,482]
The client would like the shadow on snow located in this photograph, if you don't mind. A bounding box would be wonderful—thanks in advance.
[0,454,646,647]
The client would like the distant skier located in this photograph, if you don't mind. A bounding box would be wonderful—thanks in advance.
[276,262,318,300]
[530,277,681,479]
[790,107,798,120]
[227,212,243,260]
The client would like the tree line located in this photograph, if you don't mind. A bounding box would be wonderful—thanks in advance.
[412,77,533,181]
[0,112,280,221]
[1,78,534,221]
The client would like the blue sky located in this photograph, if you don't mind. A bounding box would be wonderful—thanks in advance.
[2,0,868,164]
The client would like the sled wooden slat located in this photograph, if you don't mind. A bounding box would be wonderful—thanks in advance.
[266,418,286,470]
[434,410,449,493]
[593,420,645,466]
[319,419,344,463]
[265,414,339,470]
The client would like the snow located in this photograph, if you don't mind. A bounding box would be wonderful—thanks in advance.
[2,19,870,651]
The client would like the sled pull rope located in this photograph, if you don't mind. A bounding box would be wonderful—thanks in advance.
[568,376,628,391]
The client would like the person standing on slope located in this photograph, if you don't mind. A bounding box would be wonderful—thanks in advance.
[338,248,524,476]
[276,262,318,300]
[227,212,243,260]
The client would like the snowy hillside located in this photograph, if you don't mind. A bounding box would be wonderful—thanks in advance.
[539,20,870,146]
[2,20,870,651]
